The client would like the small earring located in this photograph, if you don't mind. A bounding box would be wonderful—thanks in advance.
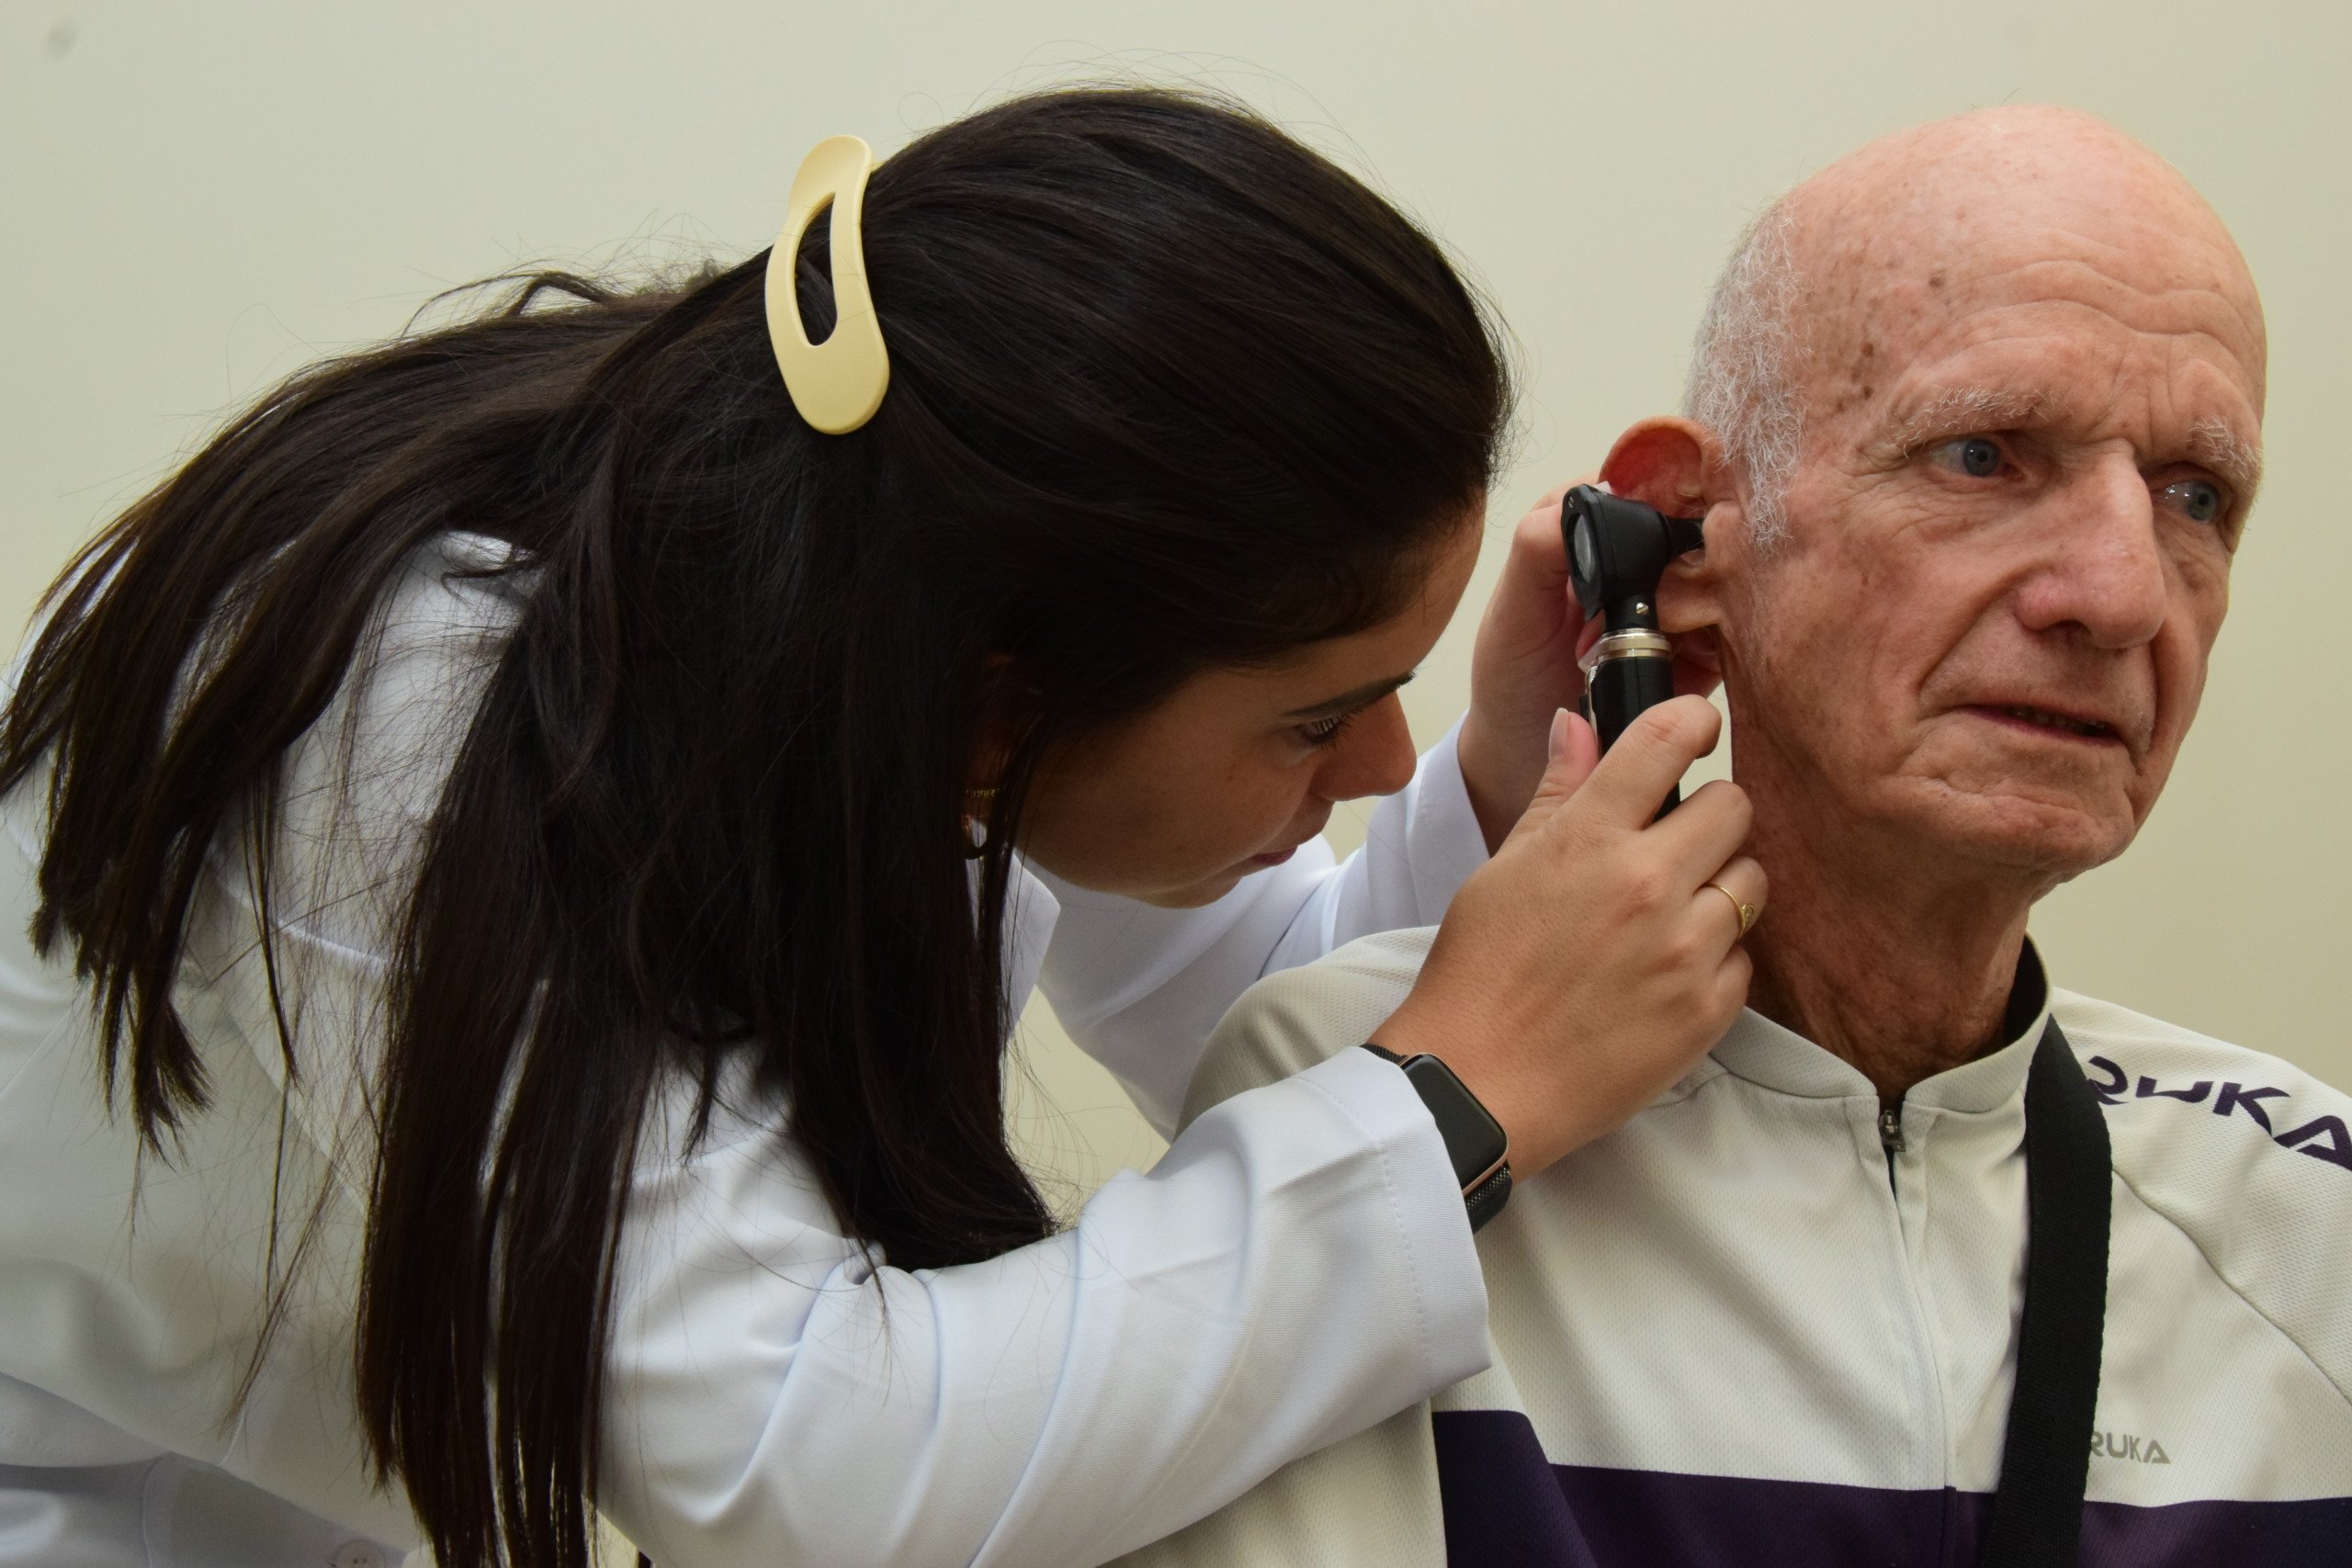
[963,787,999,859]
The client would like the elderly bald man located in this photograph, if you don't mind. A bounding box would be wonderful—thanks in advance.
[1112,108,2351,1568]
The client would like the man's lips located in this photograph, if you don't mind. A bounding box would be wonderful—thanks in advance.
[1962,702,2127,745]
[1249,844,1301,868]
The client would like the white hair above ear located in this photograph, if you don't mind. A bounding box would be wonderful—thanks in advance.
[1683,204,1804,551]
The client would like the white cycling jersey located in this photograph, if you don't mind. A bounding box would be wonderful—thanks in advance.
[1119,928,2352,1567]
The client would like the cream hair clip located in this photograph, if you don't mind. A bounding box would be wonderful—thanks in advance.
[765,135,891,434]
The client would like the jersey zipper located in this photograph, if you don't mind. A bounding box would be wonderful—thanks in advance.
[1879,1101,1906,1189]
[1871,1096,1951,1522]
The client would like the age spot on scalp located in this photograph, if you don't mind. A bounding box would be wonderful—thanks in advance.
[1928,271,1947,291]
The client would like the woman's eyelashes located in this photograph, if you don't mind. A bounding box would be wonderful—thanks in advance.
[1297,709,1361,749]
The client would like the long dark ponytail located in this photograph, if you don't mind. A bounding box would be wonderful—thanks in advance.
[0,87,1509,1566]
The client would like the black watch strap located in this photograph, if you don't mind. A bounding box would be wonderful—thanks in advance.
[1464,1164,1513,1232]
[1360,1043,1512,1233]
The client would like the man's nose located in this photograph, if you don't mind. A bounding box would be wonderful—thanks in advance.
[1315,694,1419,802]
[2015,455,2170,649]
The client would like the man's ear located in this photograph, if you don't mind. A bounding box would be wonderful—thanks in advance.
[1598,417,1709,514]
[1598,417,1736,639]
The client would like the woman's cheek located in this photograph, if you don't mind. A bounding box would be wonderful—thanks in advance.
[1242,764,1318,854]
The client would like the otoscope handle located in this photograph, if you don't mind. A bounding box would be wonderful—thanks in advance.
[1584,642,1680,816]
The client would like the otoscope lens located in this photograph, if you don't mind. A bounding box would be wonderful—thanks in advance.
[1572,516,1598,585]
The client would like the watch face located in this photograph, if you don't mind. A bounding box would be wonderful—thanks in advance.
[1399,1055,1510,1188]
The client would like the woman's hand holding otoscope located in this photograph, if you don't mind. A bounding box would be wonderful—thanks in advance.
[1377,695,1762,1178]
[1377,485,1751,1179]
[1455,484,1717,846]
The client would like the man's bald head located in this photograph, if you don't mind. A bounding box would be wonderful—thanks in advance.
[1685,106,2266,547]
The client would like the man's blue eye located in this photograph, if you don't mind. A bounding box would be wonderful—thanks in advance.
[1931,436,2005,478]
[2162,479,2224,525]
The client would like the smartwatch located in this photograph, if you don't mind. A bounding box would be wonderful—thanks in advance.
[1359,1043,1513,1233]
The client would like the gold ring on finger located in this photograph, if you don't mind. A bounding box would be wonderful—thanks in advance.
[1706,881,1759,939]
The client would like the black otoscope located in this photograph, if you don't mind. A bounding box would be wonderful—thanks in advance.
[1562,484,1706,810]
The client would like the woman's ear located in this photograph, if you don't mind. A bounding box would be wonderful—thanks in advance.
[1598,417,1736,639]
[967,654,1039,792]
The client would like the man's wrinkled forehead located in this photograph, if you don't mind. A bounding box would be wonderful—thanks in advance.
[1786,107,2267,457]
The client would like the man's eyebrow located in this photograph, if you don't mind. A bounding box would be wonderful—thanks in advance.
[1283,672,1414,722]
[2189,416,2264,499]
[1881,386,2047,451]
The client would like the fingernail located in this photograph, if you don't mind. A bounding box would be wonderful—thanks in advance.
[1548,707,1570,762]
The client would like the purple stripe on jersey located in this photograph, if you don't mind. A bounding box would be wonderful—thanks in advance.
[1431,1409,2352,1567]
[1430,1405,1598,1567]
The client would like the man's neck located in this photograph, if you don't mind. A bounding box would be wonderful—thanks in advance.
[1739,802,2045,1106]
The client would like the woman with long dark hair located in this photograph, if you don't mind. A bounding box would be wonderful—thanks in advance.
[0,89,1759,1566]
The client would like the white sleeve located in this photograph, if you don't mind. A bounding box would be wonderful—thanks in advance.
[597,1046,1489,1568]
[1038,718,1489,1133]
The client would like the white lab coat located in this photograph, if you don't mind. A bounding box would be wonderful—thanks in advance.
[0,534,1497,1567]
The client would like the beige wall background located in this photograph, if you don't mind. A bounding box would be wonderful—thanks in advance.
[5,2,2346,1203]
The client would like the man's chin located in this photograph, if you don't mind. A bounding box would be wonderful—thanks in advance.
[1893,784,2140,881]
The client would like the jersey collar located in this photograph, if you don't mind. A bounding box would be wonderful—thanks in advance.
[1703,939,2056,1113]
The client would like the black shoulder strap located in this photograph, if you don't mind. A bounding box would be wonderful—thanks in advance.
[1979,1018,2112,1567]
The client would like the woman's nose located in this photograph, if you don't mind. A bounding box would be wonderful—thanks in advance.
[1315,694,1418,801]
